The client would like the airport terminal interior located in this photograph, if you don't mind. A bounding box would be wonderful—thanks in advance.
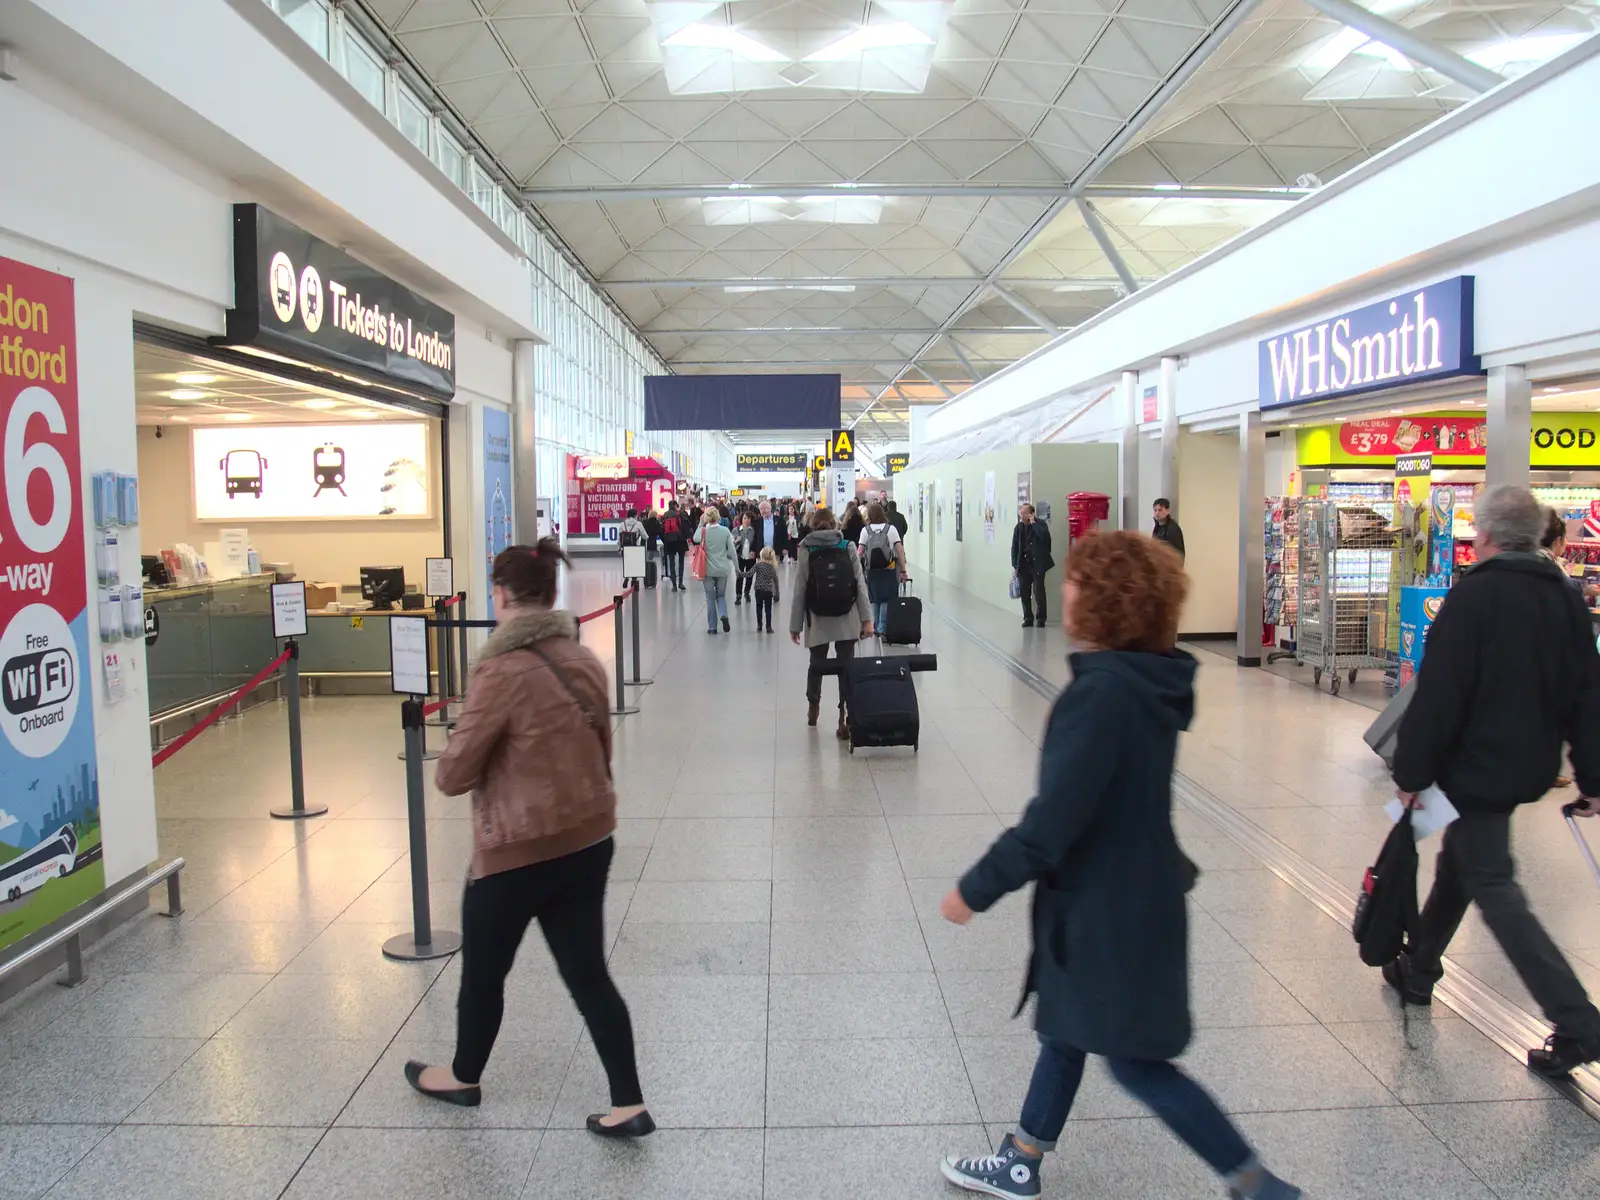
[3,1,1600,1197]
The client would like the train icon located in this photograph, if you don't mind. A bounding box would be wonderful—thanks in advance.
[221,449,267,498]
[312,445,346,497]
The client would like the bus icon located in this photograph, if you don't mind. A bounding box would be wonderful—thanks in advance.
[222,449,267,498]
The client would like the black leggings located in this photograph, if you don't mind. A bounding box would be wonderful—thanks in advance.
[453,838,642,1104]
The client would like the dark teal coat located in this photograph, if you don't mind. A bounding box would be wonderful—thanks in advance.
[959,649,1197,1061]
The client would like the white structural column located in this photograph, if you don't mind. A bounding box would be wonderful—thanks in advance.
[1485,364,1533,491]
[511,338,539,541]
[1119,370,1141,531]
[1236,409,1266,666]
[1301,0,1503,92]
[1158,356,1180,511]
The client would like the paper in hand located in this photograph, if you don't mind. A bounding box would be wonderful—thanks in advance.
[1385,785,1459,840]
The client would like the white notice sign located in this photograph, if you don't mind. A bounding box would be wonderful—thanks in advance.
[219,528,250,579]
[389,615,430,696]
[425,557,454,597]
[271,581,309,639]
[622,544,646,580]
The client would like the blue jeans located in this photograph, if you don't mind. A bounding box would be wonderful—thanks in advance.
[702,574,728,629]
[1018,1035,1251,1176]
[871,601,889,632]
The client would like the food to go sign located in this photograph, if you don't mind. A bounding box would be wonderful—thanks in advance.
[0,257,104,955]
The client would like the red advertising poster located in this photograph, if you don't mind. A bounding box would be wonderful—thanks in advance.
[565,455,676,535]
[0,257,102,954]
[1338,416,1487,458]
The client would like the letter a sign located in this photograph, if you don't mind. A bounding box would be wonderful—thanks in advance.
[829,428,855,463]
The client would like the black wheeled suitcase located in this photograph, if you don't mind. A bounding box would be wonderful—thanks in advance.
[846,656,919,752]
[644,556,658,589]
[1563,801,1600,887]
[882,577,922,645]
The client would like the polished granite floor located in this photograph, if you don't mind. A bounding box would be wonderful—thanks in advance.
[1,560,1597,1199]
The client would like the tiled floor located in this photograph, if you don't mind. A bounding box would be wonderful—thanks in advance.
[1,560,1596,1199]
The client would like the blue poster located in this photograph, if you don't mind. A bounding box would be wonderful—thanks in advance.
[1397,586,1448,687]
[482,407,512,619]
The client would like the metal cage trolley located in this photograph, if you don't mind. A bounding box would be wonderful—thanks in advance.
[1295,499,1398,695]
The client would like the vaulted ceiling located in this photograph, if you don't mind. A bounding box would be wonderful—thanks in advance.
[359,0,1597,440]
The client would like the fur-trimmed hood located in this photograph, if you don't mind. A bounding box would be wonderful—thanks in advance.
[477,608,580,663]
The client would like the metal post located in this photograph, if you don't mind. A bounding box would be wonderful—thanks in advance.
[610,596,639,716]
[164,870,183,917]
[59,934,84,988]
[424,599,451,728]
[455,591,470,713]
[626,586,652,686]
[271,641,328,820]
[383,699,462,962]
[1235,409,1266,667]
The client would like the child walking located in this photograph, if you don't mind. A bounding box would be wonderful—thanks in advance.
[753,547,780,633]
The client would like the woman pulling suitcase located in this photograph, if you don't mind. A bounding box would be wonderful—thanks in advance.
[937,531,1299,1200]
[790,507,872,737]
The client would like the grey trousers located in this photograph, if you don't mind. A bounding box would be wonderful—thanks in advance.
[1410,809,1600,1048]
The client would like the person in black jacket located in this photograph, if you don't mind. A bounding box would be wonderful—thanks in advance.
[1152,498,1185,560]
[750,499,791,563]
[1390,485,1600,1078]
[938,531,1299,1200]
[1010,505,1055,627]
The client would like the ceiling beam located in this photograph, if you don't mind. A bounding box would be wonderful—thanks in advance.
[642,326,1042,336]
[945,335,980,382]
[1301,0,1503,92]
[525,183,1313,203]
[991,286,1061,337]
[855,0,1269,409]
[1076,198,1139,295]
[601,276,1102,289]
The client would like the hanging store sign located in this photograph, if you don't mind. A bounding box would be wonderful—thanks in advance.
[736,452,809,472]
[225,205,456,401]
[886,453,910,475]
[1298,412,1600,467]
[829,429,856,463]
[573,455,630,480]
[0,256,104,956]
[1259,276,1479,409]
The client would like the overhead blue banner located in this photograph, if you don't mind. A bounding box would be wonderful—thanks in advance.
[645,373,841,430]
[1259,276,1480,409]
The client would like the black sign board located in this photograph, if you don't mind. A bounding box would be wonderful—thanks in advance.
[737,452,808,472]
[886,453,910,474]
[829,429,855,463]
[225,205,457,401]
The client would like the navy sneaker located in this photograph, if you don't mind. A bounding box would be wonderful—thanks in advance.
[940,1133,1042,1199]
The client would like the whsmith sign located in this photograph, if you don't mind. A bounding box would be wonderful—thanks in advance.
[226,205,457,401]
[1258,276,1480,409]
[736,452,808,472]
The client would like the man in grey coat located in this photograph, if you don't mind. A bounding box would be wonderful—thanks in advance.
[789,508,873,738]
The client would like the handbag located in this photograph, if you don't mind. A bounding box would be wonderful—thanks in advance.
[690,540,708,580]
[1008,572,1022,600]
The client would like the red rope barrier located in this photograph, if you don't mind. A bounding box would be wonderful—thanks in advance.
[421,697,451,717]
[440,593,462,608]
[577,601,615,624]
[152,647,294,769]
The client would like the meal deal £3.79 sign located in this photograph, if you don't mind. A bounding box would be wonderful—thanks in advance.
[0,257,103,954]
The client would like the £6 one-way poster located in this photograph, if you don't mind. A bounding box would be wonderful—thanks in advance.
[0,256,102,955]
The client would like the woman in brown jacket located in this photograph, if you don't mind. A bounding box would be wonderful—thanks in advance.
[404,540,652,1138]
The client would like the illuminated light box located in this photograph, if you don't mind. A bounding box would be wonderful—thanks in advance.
[192,423,431,521]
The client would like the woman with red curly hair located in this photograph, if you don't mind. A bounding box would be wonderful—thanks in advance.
[938,532,1299,1200]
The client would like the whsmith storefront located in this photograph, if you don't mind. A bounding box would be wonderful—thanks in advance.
[133,204,461,719]
[1254,273,1600,688]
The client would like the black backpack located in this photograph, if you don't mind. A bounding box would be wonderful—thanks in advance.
[806,542,858,617]
[1352,807,1419,967]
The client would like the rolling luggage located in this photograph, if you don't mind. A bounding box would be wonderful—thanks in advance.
[846,656,920,752]
[1563,801,1600,887]
[644,556,658,589]
[882,577,922,645]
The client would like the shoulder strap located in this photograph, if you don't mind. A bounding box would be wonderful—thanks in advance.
[525,643,611,779]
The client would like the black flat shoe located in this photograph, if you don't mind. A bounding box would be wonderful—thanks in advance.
[587,1110,656,1139]
[404,1060,481,1107]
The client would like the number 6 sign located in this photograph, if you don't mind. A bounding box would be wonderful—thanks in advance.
[0,256,104,955]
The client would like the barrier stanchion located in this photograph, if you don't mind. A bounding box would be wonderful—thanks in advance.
[625,584,652,687]
[270,641,328,820]
[610,593,640,716]
[424,598,452,728]
[454,590,470,716]
[383,698,462,962]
